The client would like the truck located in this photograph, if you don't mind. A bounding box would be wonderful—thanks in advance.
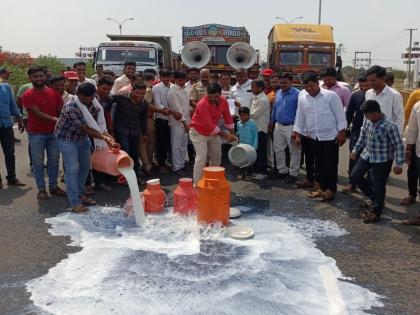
[94,34,174,76]
[182,24,259,74]
[267,24,336,81]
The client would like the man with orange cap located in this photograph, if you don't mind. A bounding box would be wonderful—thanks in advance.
[261,68,275,101]
[261,68,276,171]
[64,71,79,97]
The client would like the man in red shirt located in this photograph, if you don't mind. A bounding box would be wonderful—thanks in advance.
[22,66,66,200]
[189,83,237,183]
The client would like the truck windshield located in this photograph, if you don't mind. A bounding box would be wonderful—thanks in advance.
[97,46,157,65]
[215,46,229,64]
[279,51,303,66]
[308,52,332,66]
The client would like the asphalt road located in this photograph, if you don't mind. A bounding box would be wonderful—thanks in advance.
[1,130,420,315]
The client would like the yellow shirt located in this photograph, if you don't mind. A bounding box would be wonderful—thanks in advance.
[404,89,420,126]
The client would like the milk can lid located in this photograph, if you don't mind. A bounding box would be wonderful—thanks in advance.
[226,225,254,240]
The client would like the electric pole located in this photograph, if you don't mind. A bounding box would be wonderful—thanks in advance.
[405,28,418,88]
[318,0,322,24]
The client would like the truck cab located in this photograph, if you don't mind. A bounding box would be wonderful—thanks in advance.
[268,24,335,82]
[95,41,163,76]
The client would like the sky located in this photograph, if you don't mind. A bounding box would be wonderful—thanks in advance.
[1,0,420,70]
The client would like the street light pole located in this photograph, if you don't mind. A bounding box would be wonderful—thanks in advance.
[290,16,304,24]
[106,17,134,35]
[405,28,418,88]
[275,16,303,24]
[318,0,322,24]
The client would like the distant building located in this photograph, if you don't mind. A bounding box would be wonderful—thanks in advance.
[59,58,89,68]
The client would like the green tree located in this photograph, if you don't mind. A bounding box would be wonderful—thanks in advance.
[1,63,30,93]
[35,55,66,75]
[85,59,95,77]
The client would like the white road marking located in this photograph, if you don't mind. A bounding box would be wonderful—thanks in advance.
[319,264,349,315]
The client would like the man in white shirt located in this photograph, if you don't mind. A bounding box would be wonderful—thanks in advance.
[231,68,254,113]
[167,71,190,175]
[293,71,347,201]
[91,64,103,83]
[185,67,199,96]
[250,79,270,179]
[365,65,404,134]
[110,61,136,95]
[73,62,96,87]
[152,68,174,173]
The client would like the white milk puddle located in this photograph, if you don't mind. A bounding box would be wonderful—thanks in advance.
[27,207,383,315]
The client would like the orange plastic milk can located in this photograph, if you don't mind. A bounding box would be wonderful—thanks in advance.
[143,179,165,213]
[197,167,230,225]
[91,148,133,176]
[174,178,197,215]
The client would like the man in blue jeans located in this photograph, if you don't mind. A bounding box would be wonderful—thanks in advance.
[22,66,66,200]
[351,100,404,223]
[342,75,371,194]
[55,83,117,213]
[0,79,25,189]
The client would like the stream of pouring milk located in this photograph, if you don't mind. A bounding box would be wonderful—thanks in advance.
[118,167,145,225]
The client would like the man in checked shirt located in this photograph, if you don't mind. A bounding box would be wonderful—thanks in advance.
[350,100,404,224]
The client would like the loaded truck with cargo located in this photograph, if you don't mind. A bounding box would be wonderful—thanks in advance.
[94,34,176,76]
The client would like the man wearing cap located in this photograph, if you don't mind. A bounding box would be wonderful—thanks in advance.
[64,70,79,97]
[0,73,25,189]
[261,68,276,171]
[0,68,12,83]
[0,68,22,144]
[261,68,275,103]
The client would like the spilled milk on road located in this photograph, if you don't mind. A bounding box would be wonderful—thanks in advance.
[26,206,383,315]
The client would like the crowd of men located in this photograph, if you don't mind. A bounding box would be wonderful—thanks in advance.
[1,61,420,224]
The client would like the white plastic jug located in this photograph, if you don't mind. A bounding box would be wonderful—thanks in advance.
[228,143,257,168]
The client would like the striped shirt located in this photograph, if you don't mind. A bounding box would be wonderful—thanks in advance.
[353,116,404,166]
[54,101,99,142]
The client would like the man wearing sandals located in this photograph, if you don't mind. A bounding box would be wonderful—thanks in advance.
[293,71,347,202]
[55,83,118,213]
[22,66,66,200]
[351,100,404,223]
